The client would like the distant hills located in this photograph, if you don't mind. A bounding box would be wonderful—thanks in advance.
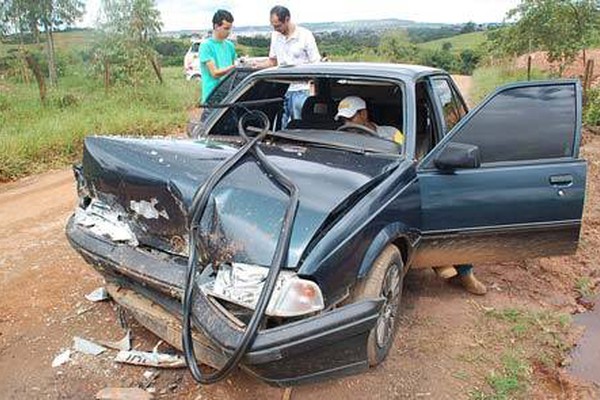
[162,18,498,37]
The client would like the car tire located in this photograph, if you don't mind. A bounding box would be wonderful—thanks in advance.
[351,244,404,367]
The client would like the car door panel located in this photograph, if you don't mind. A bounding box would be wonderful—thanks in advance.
[413,80,586,268]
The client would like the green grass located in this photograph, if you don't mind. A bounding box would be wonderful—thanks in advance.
[0,66,198,181]
[471,64,551,103]
[465,307,572,399]
[419,31,487,52]
[575,276,595,297]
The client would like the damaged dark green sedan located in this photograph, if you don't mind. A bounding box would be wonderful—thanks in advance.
[66,63,586,386]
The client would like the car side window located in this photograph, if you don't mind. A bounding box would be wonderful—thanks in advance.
[446,84,577,164]
[431,78,467,134]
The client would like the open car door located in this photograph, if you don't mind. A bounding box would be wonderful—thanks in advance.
[413,80,586,267]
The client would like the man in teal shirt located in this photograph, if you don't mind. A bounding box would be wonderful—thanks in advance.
[200,10,237,104]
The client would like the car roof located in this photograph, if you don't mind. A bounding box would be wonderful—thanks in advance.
[252,62,446,81]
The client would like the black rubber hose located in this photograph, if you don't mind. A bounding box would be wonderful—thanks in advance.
[182,111,299,384]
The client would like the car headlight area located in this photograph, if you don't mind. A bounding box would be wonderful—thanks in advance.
[200,263,325,318]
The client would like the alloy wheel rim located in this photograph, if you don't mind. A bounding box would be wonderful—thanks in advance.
[376,263,401,348]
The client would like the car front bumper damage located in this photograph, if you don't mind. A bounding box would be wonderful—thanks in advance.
[66,217,384,386]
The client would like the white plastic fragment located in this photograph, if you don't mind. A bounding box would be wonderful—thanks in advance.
[52,349,71,367]
[85,287,110,302]
[95,387,154,400]
[114,342,185,369]
[74,336,107,356]
[97,330,131,351]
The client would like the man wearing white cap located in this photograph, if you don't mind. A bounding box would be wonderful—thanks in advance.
[335,96,404,145]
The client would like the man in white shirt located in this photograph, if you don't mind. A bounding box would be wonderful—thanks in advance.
[254,6,321,127]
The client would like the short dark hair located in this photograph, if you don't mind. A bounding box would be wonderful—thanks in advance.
[270,5,290,22]
[212,9,234,27]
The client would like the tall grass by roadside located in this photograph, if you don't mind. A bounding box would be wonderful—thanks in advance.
[0,66,198,181]
[471,64,551,104]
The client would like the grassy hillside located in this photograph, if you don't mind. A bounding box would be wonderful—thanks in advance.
[418,31,486,52]
[0,66,198,181]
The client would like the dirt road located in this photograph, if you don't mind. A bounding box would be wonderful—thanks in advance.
[1,82,600,399]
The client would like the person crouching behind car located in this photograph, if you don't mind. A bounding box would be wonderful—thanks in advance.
[334,96,404,145]
[199,9,237,104]
[434,265,487,295]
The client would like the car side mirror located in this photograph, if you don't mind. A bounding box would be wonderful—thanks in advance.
[434,142,481,170]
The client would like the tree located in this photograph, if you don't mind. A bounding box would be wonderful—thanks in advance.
[460,21,477,34]
[94,0,163,87]
[491,0,600,74]
[38,0,85,85]
[2,0,85,85]
[378,30,417,63]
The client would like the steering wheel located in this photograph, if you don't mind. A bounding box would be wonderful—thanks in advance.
[337,122,379,137]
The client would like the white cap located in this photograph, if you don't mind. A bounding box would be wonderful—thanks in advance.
[335,96,366,120]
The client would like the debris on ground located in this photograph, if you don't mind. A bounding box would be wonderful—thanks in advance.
[95,387,154,400]
[51,349,71,368]
[98,330,132,351]
[114,341,185,368]
[73,336,107,356]
[86,287,110,302]
[141,370,160,390]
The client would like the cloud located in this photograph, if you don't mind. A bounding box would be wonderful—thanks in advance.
[81,0,520,31]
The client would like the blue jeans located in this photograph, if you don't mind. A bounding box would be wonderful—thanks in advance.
[282,90,309,128]
[456,264,473,276]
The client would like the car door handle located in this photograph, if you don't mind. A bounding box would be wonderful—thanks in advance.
[549,174,573,187]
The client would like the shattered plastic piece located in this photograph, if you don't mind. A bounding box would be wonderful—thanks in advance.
[74,201,138,246]
[52,349,71,367]
[129,198,169,220]
[85,287,110,302]
[143,370,159,380]
[74,336,107,356]
[97,330,131,351]
[114,343,186,369]
[95,387,154,400]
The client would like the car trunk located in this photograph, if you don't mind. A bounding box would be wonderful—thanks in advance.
[79,135,399,269]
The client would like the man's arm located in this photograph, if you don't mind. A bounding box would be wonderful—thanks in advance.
[204,60,235,78]
[252,32,278,69]
[253,57,277,69]
[200,42,234,78]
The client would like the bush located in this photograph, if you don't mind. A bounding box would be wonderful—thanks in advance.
[584,88,600,126]
[471,64,550,103]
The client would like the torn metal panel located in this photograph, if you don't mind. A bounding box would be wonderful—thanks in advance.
[74,200,138,246]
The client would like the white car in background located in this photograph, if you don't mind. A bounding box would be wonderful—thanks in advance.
[184,40,202,81]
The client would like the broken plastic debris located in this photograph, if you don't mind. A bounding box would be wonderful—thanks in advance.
[52,349,71,367]
[95,387,154,400]
[129,198,169,220]
[74,336,107,356]
[115,342,185,369]
[143,370,159,380]
[97,330,131,351]
[85,287,110,302]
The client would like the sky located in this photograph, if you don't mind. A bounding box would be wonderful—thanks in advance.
[81,0,521,32]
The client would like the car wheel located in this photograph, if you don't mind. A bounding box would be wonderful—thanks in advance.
[351,244,404,367]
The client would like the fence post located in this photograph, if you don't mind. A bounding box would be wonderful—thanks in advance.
[527,55,532,81]
[583,59,594,106]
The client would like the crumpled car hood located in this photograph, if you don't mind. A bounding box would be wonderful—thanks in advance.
[81,136,399,268]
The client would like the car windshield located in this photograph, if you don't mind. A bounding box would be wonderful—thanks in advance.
[205,75,405,155]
